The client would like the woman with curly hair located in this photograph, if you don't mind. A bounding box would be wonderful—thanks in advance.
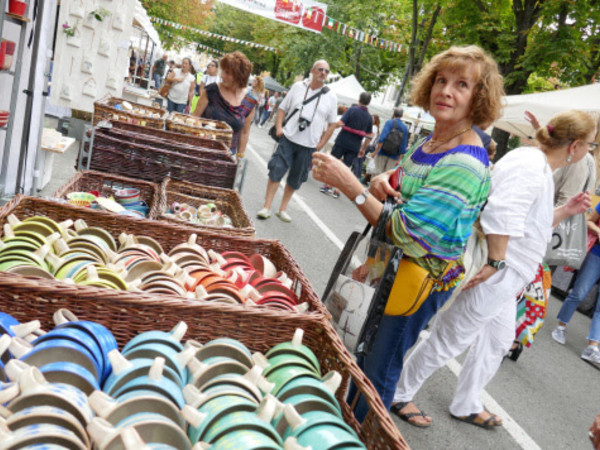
[313,45,505,423]
[192,51,257,157]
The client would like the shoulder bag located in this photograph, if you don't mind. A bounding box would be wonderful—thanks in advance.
[268,86,330,142]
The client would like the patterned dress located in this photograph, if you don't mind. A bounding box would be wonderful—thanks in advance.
[202,83,258,154]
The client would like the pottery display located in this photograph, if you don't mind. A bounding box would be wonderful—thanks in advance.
[0,307,361,449]
[0,215,302,311]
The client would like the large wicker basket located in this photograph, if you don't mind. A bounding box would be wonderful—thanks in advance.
[0,273,408,449]
[108,121,230,153]
[98,126,234,163]
[93,94,167,129]
[158,178,254,237]
[84,129,237,188]
[165,112,233,148]
[53,171,162,220]
[0,195,328,318]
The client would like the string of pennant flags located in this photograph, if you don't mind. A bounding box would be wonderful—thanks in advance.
[163,31,225,57]
[322,15,404,53]
[150,17,279,53]
[151,14,404,54]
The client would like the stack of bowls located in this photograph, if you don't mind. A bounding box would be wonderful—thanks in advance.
[1,362,94,449]
[114,188,150,218]
[87,322,195,449]
[0,110,9,128]
[8,309,118,394]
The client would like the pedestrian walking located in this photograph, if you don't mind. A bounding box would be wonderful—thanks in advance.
[393,110,595,429]
[165,57,195,113]
[192,51,257,157]
[311,45,504,423]
[151,54,168,89]
[256,59,338,223]
[320,92,373,198]
[370,108,409,175]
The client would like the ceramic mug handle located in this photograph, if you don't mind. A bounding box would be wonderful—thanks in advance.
[53,308,79,326]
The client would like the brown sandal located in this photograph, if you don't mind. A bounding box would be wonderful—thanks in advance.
[451,411,502,430]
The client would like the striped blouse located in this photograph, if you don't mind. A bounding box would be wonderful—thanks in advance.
[390,138,491,278]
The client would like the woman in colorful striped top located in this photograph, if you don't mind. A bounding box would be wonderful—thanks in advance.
[312,45,505,423]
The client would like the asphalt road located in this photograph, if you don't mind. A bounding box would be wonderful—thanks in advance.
[42,121,599,449]
[241,123,600,450]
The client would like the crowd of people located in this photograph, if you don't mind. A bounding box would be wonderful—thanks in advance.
[149,46,599,442]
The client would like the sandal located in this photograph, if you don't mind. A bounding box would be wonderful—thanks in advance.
[390,402,432,428]
[451,410,502,430]
[507,340,524,362]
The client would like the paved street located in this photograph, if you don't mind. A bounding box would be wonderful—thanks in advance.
[42,123,600,449]
[242,124,600,450]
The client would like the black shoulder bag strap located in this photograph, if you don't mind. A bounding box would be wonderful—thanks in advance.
[282,86,330,128]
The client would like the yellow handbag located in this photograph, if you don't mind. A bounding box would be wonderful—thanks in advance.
[384,258,451,316]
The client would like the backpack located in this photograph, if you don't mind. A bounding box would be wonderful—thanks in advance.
[381,119,404,156]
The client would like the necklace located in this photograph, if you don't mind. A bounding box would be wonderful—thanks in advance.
[426,127,471,153]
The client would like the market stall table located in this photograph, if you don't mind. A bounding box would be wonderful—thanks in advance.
[38,135,77,190]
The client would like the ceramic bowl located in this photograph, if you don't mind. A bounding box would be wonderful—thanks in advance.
[38,361,100,395]
[67,192,97,208]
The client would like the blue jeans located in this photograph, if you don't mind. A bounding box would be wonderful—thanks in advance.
[260,109,271,126]
[153,73,162,89]
[557,252,600,342]
[347,287,455,422]
[167,99,186,113]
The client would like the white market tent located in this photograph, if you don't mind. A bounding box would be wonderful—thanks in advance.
[494,83,600,139]
[327,75,392,118]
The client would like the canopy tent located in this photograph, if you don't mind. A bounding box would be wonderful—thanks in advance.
[263,76,288,93]
[327,75,392,118]
[494,83,600,139]
[133,1,161,49]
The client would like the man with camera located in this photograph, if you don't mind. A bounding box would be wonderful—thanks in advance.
[257,60,338,223]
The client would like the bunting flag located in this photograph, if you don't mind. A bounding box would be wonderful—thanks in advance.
[321,14,405,53]
[150,16,279,53]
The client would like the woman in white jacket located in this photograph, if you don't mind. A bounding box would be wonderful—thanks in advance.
[392,110,596,429]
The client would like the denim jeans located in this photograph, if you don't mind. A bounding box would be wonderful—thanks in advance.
[557,252,600,342]
[153,73,162,89]
[167,99,186,113]
[347,287,455,422]
[260,109,271,126]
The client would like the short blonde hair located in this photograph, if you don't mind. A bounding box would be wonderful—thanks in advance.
[535,110,596,149]
[409,45,504,128]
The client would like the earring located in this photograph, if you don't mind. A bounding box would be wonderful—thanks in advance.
[566,154,573,163]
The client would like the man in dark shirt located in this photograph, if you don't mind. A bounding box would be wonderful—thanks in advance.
[151,55,168,89]
[321,92,373,198]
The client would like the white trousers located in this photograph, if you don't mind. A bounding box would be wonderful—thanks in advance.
[393,267,528,416]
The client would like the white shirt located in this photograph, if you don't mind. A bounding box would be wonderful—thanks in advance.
[280,80,337,148]
[201,74,220,87]
[481,147,554,281]
[168,69,195,104]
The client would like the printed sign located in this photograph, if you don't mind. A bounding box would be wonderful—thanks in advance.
[216,0,327,33]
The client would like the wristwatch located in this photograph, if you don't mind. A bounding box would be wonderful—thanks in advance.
[353,189,369,206]
[487,258,506,270]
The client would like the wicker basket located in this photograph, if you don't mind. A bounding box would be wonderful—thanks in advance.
[85,129,237,188]
[165,112,233,148]
[0,274,408,449]
[93,94,167,129]
[99,126,234,163]
[53,171,162,220]
[158,178,254,237]
[109,121,230,153]
[0,195,328,318]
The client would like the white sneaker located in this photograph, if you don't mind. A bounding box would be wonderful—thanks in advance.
[552,326,567,345]
[256,208,271,220]
[581,345,600,364]
[276,211,292,223]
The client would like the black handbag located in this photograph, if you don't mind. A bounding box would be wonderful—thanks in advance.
[268,86,329,142]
